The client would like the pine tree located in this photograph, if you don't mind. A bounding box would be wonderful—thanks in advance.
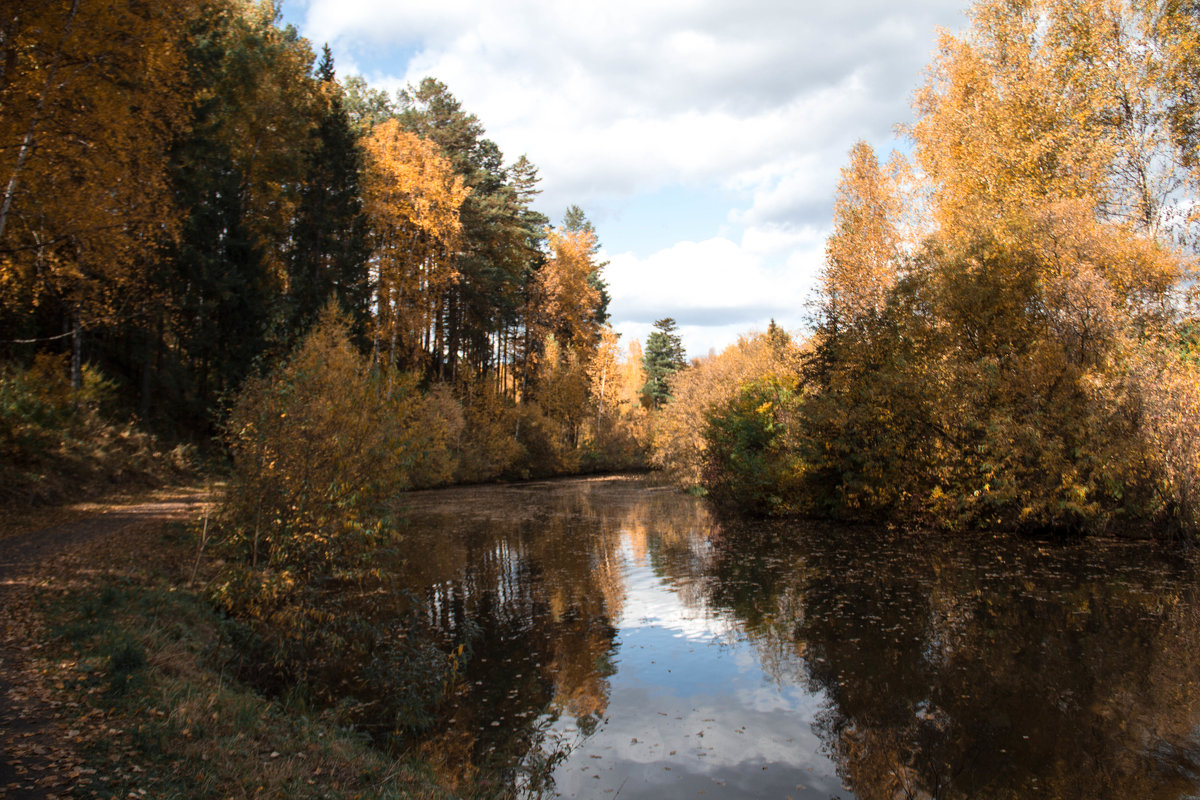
[361,119,468,375]
[285,45,371,348]
[641,317,687,408]
[397,78,541,380]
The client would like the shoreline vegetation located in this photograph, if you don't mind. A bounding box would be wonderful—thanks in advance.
[651,1,1200,541]
[3,495,457,799]
[3,0,1200,795]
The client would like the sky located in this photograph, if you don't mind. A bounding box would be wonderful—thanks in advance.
[279,0,972,359]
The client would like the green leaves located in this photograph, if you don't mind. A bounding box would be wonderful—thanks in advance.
[702,375,804,515]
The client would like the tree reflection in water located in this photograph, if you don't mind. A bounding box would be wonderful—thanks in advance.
[702,523,1200,800]
[393,477,713,796]
[390,476,1200,799]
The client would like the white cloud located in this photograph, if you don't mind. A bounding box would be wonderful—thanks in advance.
[603,229,823,358]
[287,0,969,352]
[297,0,967,211]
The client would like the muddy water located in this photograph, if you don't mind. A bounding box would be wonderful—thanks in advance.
[393,474,1200,799]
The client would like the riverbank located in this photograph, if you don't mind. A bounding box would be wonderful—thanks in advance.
[0,488,459,800]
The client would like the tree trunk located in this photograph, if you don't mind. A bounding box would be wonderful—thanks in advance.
[70,310,82,398]
[0,0,80,245]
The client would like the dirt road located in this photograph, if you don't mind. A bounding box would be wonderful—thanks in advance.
[0,489,209,799]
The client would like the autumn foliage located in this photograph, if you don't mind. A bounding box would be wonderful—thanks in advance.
[658,0,1200,538]
[652,326,802,491]
[0,0,651,714]
[362,120,469,373]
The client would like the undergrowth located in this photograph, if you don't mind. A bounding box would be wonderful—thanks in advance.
[35,517,458,799]
[0,354,192,506]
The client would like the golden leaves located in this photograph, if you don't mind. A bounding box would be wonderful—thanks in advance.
[529,227,603,355]
[0,0,195,318]
[651,330,803,489]
[912,0,1191,244]
[362,120,469,370]
[822,142,908,328]
[363,120,469,247]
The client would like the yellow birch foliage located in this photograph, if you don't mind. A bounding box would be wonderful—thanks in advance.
[520,228,605,464]
[913,0,1111,242]
[0,0,193,323]
[536,334,592,457]
[362,119,469,370]
[909,0,1191,371]
[220,305,453,586]
[620,338,648,411]
[529,228,603,354]
[1129,349,1200,535]
[1082,338,1200,537]
[1156,0,1200,187]
[914,0,1192,243]
[587,327,624,425]
[584,327,647,466]
[653,329,804,489]
[796,0,1198,530]
[822,142,908,329]
[451,377,523,483]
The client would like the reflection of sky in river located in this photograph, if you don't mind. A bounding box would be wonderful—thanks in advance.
[544,529,849,800]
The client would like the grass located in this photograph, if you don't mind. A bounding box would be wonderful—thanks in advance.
[32,517,461,800]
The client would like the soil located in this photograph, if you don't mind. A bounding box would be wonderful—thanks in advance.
[0,488,209,799]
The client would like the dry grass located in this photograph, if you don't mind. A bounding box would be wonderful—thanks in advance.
[25,510,458,799]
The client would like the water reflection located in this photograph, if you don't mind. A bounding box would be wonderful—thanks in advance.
[742,526,1200,800]
[393,475,1200,799]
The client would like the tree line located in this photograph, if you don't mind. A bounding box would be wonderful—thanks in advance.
[1,0,661,492]
[654,0,1200,538]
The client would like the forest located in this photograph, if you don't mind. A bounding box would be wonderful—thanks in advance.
[0,0,661,503]
[5,0,1200,796]
[4,0,1200,561]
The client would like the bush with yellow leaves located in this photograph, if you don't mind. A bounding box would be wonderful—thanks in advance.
[213,306,461,720]
[651,325,803,489]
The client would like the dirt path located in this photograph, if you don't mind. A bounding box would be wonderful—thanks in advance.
[0,489,210,799]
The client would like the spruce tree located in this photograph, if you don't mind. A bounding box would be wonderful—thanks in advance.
[641,317,687,408]
[286,46,371,349]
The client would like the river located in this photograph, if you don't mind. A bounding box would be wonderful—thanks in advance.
[391,474,1200,799]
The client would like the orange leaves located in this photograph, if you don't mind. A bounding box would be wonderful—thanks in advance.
[529,227,604,355]
[822,142,908,329]
[801,0,1200,530]
[912,0,1192,244]
[362,120,469,370]
[363,120,469,247]
[0,0,194,319]
[652,330,803,489]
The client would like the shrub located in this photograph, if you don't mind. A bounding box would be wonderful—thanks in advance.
[653,328,803,490]
[1100,341,1200,538]
[218,308,417,574]
[0,353,187,504]
[702,375,805,515]
[452,378,525,482]
[213,307,462,719]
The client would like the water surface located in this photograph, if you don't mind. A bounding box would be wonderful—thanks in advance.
[395,474,1200,799]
